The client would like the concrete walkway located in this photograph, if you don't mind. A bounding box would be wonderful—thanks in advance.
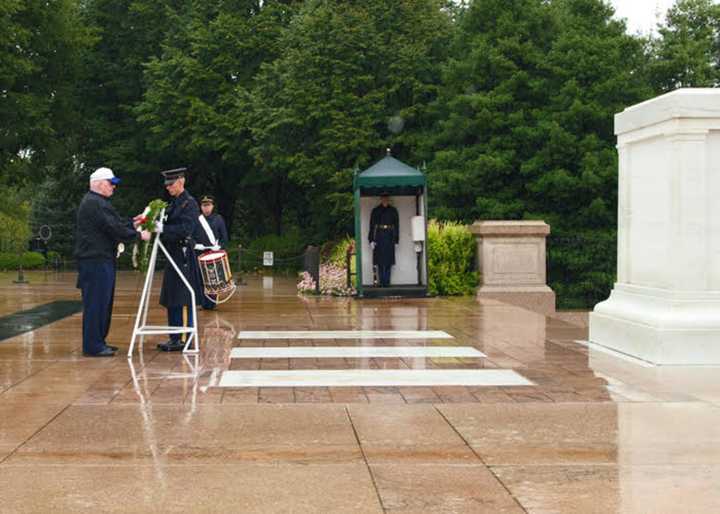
[0,271,718,513]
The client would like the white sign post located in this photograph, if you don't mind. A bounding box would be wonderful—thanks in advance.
[263,251,274,266]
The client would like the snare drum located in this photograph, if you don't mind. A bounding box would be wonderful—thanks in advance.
[198,250,234,294]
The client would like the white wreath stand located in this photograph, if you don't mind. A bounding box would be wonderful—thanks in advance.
[128,209,199,357]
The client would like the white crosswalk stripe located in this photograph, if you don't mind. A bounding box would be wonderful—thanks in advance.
[219,330,532,388]
[230,346,485,359]
[236,330,453,340]
[219,369,532,388]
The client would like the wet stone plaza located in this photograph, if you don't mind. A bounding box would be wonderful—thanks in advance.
[1,271,720,513]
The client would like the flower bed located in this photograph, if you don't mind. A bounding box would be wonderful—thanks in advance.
[298,262,355,296]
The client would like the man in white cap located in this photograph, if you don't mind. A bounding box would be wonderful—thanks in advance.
[75,167,151,357]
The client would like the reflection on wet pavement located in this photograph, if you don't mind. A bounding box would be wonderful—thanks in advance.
[0,271,719,512]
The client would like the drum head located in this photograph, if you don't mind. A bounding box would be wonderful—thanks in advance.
[199,250,226,262]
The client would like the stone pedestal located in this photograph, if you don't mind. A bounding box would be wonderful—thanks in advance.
[590,88,720,365]
[470,221,555,314]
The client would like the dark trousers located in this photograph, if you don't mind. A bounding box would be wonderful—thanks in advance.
[167,305,195,342]
[77,259,116,354]
[378,265,392,287]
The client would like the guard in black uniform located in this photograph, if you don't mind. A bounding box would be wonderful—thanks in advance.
[369,193,399,287]
[157,168,203,352]
[193,194,229,309]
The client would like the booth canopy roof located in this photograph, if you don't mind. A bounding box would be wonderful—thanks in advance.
[354,155,426,189]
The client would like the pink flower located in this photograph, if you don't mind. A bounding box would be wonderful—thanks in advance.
[297,264,356,296]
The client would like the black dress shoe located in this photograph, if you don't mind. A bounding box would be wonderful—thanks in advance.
[83,347,116,357]
[157,340,185,352]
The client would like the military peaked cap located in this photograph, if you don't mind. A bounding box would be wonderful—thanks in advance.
[161,167,188,185]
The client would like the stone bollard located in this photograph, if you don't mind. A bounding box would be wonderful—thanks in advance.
[304,245,321,294]
[13,264,29,284]
[469,220,555,314]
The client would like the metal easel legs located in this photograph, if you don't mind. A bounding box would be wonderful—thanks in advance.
[128,232,199,358]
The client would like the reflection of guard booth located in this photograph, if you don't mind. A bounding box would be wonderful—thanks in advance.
[353,154,428,298]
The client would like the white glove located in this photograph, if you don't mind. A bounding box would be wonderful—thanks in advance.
[370,242,376,250]
[154,220,164,234]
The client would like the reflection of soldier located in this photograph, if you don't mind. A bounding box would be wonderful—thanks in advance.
[155,168,203,352]
[369,193,399,287]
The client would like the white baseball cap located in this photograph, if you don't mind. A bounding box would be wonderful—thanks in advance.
[90,167,120,184]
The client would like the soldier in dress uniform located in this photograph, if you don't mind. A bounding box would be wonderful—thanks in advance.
[196,195,228,247]
[155,168,203,352]
[369,192,399,287]
[193,194,229,309]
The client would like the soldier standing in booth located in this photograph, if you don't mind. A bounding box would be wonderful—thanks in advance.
[369,192,399,287]
[155,168,203,352]
[193,194,228,310]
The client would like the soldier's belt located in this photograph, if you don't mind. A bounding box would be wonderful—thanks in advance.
[377,225,394,229]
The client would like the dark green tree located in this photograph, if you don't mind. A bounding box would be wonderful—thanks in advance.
[1,0,89,186]
[534,0,653,307]
[77,0,182,217]
[247,0,453,240]
[135,0,299,237]
[527,0,652,228]
[427,0,652,307]
[30,163,88,258]
[426,0,557,222]
[649,0,720,91]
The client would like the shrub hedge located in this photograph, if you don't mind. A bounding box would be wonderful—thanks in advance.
[0,213,31,254]
[238,231,306,272]
[427,220,478,296]
[0,251,46,271]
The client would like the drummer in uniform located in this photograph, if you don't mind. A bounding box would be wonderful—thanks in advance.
[193,194,229,309]
[155,168,203,352]
[369,192,399,287]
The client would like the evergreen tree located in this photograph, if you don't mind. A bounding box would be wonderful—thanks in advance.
[427,0,652,307]
[528,0,651,229]
[1,0,89,185]
[136,0,299,236]
[539,0,652,307]
[649,0,720,91]
[77,0,181,217]
[247,0,452,239]
[30,163,88,258]
[427,0,556,222]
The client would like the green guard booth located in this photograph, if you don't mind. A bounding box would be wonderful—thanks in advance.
[353,152,429,298]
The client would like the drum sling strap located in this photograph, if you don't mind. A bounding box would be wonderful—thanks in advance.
[196,215,219,250]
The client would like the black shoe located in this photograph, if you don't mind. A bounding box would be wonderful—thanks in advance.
[105,344,119,352]
[157,340,185,352]
[83,347,116,357]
